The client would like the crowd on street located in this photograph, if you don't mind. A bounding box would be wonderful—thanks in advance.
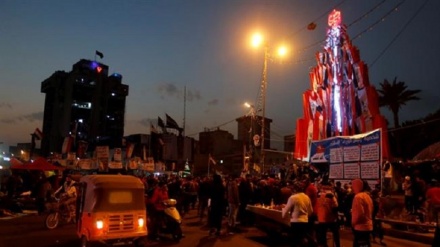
[1,167,439,247]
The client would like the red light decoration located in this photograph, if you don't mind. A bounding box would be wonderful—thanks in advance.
[96,66,103,73]
[328,9,341,28]
[294,9,390,161]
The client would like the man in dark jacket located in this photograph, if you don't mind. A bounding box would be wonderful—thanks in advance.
[238,174,254,226]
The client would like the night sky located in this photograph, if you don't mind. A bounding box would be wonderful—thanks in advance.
[1,0,439,151]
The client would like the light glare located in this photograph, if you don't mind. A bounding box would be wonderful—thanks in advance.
[278,46,287,57]
[138,218,144,227]
[96,220,104,229]
[252,33,263,47]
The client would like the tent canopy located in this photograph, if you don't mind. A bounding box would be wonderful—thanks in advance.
[10,157,64,171]
[413,141,440,161]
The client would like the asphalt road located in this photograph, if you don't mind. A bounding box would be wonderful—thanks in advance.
[0,209,433,247]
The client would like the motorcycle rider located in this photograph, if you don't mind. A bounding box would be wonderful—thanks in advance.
[149,180,169,240]
[54,175,77,222]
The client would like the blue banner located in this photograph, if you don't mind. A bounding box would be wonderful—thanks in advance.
[309,129,382,185]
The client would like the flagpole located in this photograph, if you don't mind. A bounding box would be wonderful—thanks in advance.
[207,154,210,177]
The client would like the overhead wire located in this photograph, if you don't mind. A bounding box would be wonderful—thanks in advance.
[352,0,405,41]
[189,1,422,138]
[369,0,430,68]
[295,0,402,65]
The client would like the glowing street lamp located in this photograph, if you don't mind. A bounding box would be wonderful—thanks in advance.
[250,32,288,173]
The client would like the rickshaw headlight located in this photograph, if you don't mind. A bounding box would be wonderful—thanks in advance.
[96,220,104,229]
[138,217,144,227]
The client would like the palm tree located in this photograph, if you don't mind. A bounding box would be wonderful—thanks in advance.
[377,77,421,128]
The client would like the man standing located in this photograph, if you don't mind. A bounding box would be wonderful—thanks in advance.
[282,182,315,247]
[351,178,373,247]
[402,176,414,214]
[238,174,254,226]
[316,184,340,247]
[226,175,240,234]
[426,179,440,224]
[209,174,226,236]
[198,176,210,222]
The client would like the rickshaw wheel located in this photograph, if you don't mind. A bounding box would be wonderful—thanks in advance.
[172,226,183,241]
[45,213,59,229]
[81,236,92,247]
[134,237,146,247]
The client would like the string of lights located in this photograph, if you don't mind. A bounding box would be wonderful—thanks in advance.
[188,1,430,139]
[347,0,388,28]
[352,0,405,41]
[284,0,347,41]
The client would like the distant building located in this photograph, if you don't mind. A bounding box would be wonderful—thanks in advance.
[40,59,128,157]
[284,134,295,153]
[236,115,272,150]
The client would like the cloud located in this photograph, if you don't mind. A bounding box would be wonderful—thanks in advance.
[186,90,201,102]
[208,99,219,106]
[0,111,44,124]
[0,118,15,124]
[0,102,12,109]
[139,117,157,127]
[157,82,179,98]
[18,111,44,122]
[156,82,202,102]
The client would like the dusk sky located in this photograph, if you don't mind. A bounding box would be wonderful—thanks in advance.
[1,0,439,151]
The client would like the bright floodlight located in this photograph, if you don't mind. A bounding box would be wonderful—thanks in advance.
[251,33,263,47]
[278,46,287,57]
[244,102,252,108]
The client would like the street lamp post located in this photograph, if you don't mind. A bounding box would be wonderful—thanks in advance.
[261,45,268,174]
[244,102,256,173]
[251,33,287,174]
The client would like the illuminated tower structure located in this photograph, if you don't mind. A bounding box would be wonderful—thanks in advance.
[294,10,390,160]
[40,59,128,157]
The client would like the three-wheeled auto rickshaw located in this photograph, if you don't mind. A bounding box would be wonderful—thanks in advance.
[76,175,147,247]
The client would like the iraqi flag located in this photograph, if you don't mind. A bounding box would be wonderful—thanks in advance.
[165,114,181,130]
[34,128,43,140]
[126,142,135,158]
[208,153,217,165]
[62,136,73,154]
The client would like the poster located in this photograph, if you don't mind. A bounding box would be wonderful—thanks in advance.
[310,129,382,183]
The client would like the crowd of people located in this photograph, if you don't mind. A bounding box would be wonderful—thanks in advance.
[140,171,394,247]
[1,167,439,246]
[402,175,440,224]
[0,170,78,219]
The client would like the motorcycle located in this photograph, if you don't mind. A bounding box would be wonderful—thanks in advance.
[44,195,76,230]
[155,199,183,241]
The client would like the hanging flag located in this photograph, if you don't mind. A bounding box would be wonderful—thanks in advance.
[208,153,217,165]
[309,164,319,173]
[158,137,165,146]
[71,122,78,147]
[126,142,135,158]
[62,136,73,154]
[95,50,104,59]
[150,122,158,134]
[34,128,43,140]
[165,114,180,129]
[158,117,165,128]
[76,140,89,158]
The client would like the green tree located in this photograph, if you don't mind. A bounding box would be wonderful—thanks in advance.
[377,77,421,128]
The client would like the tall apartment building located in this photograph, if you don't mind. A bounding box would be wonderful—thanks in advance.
[40,59,128,156]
